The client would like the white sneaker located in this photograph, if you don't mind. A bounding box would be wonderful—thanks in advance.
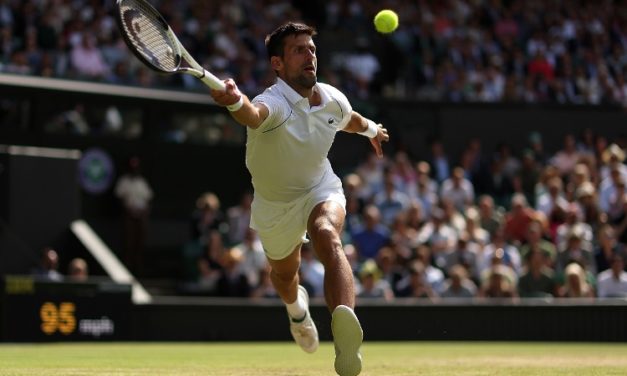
[332,305,363,376]
[288,285,319,353]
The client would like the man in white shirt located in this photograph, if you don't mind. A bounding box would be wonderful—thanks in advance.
[114,156,153,274]
[597,254,627,298]
[439,167,474,212]
[210,22,388,376]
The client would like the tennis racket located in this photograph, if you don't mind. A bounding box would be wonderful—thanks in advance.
[116,0,225,90]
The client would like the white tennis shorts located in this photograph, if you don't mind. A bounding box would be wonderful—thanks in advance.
[250,170,346,261]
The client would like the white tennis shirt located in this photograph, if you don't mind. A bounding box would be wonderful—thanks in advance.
[248,78,352,202]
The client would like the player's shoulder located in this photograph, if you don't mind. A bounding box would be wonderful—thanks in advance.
[318,82,348,102]
[253,83,288,106]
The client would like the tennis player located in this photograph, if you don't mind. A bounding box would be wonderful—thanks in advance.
[210,22,389,376]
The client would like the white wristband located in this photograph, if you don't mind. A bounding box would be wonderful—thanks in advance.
[358,119,378,138]
[226,96,244,112]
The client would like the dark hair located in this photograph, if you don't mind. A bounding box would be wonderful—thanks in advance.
[265,22,317,58]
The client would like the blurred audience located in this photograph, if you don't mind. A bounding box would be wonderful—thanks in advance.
[596,254,627,298]
[2,1,626,106]
[175,137,627,301]
[67,257,89,282]
[32,247,63,282]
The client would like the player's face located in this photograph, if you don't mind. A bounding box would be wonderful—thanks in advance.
[278,34,317,90]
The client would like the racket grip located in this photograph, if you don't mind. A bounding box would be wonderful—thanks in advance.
[200,69,226,90]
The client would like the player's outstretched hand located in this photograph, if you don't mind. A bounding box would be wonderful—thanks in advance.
[369,124,389,158]
[210,79,242,107]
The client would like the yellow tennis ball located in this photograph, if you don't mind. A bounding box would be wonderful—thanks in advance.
[374,9,399,34]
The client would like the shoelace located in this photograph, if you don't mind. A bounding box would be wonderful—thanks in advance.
[295,321,315,337]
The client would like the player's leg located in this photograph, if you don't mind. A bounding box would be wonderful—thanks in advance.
[266,245,319,353]
[307,201,363,376]
[266,244,301,305]
[306,201,354,310]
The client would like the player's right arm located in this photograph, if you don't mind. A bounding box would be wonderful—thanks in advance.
[210,79,268,129]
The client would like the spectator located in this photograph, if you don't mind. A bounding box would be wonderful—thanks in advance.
[516,149,542,207]
[459,138,490,192]
[575,182,601,230]
[599,166,626,216]
[442,231,480,282]
[556,229,596,275]
[439,167,475,212]
[350,205,390,261]
[32,247,63,282]
[440,264,477,298]
[356,152,385,200]
[67,258,89,282]
[518,247,557,298]
[395,260,438,300]
[190,192,225,244]
[565,163,592,202]
[519,221,557,267]
[417,208,458,269]
[558,262,595,298]
[70,33,108,79]
[414,245,446,295]
[484,156,515,209]
[356,259,394,301]
[415,161,439,196]
[193,231,225,294]
[594,225,626,273]
[428,140,451,184]
[549,134,580,177]
[555,204,593,251]
[477,195,503,236]
[599,144,627,183]
[250,264,279,299]
[479,227,522,280]
[596,254,627,298]
[226,191,253,246]
[299,243,325,298]
[391,151,418,199]
[342,37,380,98]
[440,197,467,235]
[115,156,153,275]
[528,131,549,165]
[479,265,518,300]
[374,167,411,227]
[504,193,537,245]
[215,247,251,297]
[234,228,267,288]
[535,176,569,221]
[376,247,405,294]
[464,206,490,247]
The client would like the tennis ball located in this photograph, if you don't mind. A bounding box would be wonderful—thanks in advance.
[374,9,399,34]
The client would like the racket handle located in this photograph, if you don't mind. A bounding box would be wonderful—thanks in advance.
[200,69,226,90]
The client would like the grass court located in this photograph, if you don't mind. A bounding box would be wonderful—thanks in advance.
[1,341,626,375]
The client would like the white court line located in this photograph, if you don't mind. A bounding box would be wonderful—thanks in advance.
[71,219,152,304]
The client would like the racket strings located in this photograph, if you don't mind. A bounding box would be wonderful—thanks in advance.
[119,0,178,71]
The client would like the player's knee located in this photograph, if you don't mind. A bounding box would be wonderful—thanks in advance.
[311,218,340,240]
[271,268,297,284]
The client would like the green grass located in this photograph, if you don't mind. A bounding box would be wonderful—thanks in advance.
[1,342,626,375]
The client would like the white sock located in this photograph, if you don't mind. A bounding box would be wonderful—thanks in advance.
[286,293,307,321]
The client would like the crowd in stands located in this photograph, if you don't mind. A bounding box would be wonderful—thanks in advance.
[32,247,89,282]
[1,0,626,105]
[181,130,627,300]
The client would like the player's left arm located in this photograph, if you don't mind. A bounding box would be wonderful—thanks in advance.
[342,111,390,158]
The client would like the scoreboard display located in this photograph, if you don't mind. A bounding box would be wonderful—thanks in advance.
[1,275,132,342]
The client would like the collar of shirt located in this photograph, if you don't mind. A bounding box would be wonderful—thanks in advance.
[276,78,330,111]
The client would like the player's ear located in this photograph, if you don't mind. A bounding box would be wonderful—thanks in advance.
[270,56,283,71]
